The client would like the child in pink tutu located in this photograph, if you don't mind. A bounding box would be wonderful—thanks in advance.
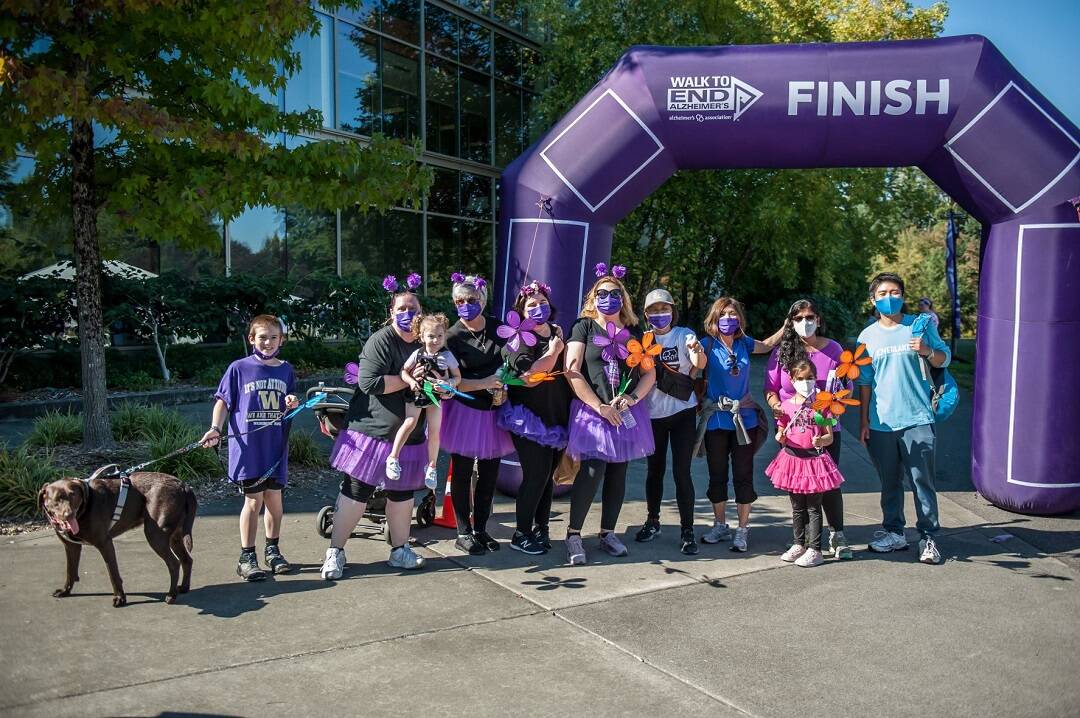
[766,359,844,567]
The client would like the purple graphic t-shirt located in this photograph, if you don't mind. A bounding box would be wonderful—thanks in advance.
[214,355,296,483]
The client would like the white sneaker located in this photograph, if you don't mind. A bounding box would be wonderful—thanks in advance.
[731,527,749,552]
[830,529,854,560]
[385,456,402,481]
[320,547,345,580]
[388,545,426,570]
[424,465,438,490]
[919,536,942,565]
[795,548,823,567]
[701,521,732,544]
[869,530,908,553]
[781,544,807,563]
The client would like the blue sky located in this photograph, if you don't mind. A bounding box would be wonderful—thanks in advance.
[912,0,1079,125]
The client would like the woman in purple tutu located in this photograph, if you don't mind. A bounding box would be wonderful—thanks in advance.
[442,273,514,556]
[497,279,572,555]
[320,273,431,580]
[563,264,656,565]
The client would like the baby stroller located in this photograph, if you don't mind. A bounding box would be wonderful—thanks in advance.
[308,384,437,539]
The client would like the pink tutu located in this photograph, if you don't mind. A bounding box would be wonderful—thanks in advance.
[766,447,844,494]
[566,399,655,463]
[330,429,429,491]
[440,399,514,459]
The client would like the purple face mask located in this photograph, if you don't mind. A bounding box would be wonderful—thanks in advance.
[647,313,672,330]
[717,317,740,336]
[456,301,482,321]
[252,347,280,360]
[526,303,551,324]
[394,310,417,332]
[596,294,622,316]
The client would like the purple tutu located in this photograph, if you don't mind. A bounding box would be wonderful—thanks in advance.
[330,429,429,491]
[440,399,514,459]
[566,399,655,463]
[766,448,844,494]
[497,402,569,450]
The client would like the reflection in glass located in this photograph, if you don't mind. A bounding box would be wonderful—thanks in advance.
[460,173,492,219]
[425,57,457,156]
[458,19,490,72]
[229,206,286,277]
[285,206,336,296]
[494,33,520,83]
[284,12,334,128]
[429,168,460,215]
[340,208,422,280]
[334,0,378,28]
[460,68,490,163]
[494,0,523,31]
[495,81,522,166]
[381,0,420,44]
[426,216,460,298]
[461,219,494,279]
[337,23,379,136]
[382,40,420,140]
[424,3,457,59]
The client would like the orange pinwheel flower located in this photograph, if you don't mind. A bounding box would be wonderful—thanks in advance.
[836,344,871,380]
[626,332,662,372]
[526,370,563,384]
[812,388,861,416]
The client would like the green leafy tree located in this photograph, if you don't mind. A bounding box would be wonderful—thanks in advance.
[0,276,74,385]
[0,2,433,448]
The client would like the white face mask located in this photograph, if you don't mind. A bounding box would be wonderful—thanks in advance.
[792,379,816,397]
[793,319,817,338]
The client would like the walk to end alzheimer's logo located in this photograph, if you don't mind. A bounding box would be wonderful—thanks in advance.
[665,75,763,121]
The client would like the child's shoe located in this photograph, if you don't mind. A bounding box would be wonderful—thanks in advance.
[237,551,268,581]
[264,544,291,574]
[781,544,807,563]
[830,530,854,560]
[320,547,345,580]
[424,465,438,490]
[385,456,402,481]
[795,548,824,567]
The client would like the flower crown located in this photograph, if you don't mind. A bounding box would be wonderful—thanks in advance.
[594,262,627,279]
[383,273,422,293]
[450,272,487,291]
[518,279,551,298]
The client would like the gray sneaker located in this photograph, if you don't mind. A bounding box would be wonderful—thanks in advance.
[830,530,854,560]
[701,520,732,544]
[731,526,749,552]
[388,545,426,570]
[566,534,587,565]
[598,531,629,557]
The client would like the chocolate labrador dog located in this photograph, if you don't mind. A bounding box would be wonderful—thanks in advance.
[38,465,198,607]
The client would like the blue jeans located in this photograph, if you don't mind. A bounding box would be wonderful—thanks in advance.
[867,424,939,537]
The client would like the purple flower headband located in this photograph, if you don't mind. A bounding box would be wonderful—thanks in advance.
[519,279,552,298]
[594,262,627,279]
[383,273,423,293]
[450,272,487,291]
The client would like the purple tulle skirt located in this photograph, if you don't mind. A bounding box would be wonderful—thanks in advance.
[496,402,569,450]
[566,399,654,463]
[330,429,429,491]
[766,448,844,494]
[440,399,514,459]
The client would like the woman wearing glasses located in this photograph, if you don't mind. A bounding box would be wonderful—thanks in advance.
[700,297,779,553]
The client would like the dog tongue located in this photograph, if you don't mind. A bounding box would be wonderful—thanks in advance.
[66,517,79,535]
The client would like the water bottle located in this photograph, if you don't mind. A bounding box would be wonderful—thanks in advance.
[619,405,637,429]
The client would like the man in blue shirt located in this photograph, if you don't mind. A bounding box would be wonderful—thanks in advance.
[856,273,951,565]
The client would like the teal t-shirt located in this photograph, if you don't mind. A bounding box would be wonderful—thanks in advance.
[855,314,950,432]
[703,335,759,431]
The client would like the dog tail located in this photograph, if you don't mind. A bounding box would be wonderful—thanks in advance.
[182,488,197,552]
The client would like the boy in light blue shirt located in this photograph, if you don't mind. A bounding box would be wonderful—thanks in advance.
[856,272,951,565]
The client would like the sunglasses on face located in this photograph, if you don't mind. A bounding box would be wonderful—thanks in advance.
[595,288,623,300]
[793,314,816,322]
[453,297,479,305]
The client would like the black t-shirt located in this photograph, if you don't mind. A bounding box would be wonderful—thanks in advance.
[502,330,572,428]
[345,325,426,444]
[445,317,505,411]
[568,318,644,404]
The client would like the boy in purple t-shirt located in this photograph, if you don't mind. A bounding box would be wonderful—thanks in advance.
[200,315,297,581]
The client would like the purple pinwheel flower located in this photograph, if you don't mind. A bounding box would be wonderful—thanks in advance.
[496,310,537,352]
[594,262,607,278]
[474,277,487,290]
[382,275,399,293]
[406,272,422,290]
[592,321,630,363]
[344,362,359,385]
[611,265,626,279]
[450,272,465,284]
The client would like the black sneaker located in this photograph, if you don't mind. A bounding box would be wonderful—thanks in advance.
[455,533,486,555]
[264,544,291,574]
[474,530,500,552]
[533,525,552,549]
[510,530,547,555]
[635,519,662,542]
[680,528,699,555]
[237,552,268,581]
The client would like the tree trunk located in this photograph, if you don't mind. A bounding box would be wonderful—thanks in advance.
[71,117,114,449]
[151,322,171,383]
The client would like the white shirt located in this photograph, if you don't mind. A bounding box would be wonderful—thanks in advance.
[646,326,699,420]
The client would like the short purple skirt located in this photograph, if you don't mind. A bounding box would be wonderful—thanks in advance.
[330,429,428,491]
[440,399,514,459]
[566,399,655,463]
[496,401,569,450]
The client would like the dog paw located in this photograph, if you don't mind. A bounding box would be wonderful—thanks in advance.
[112,594,127,608]
[53,587,72,598]
[164,593,177,604]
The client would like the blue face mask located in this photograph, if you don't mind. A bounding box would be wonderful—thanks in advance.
[874,295,904,316]
[456,301,482,321]
[252,347,280,360]
[394,310,417,332]
[596,294,622,316]
[526,303,551,324]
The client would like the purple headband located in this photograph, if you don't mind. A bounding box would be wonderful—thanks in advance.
[451,273,487,291]
[594,262,626,279]
[383,273,423,293]
[519,280,552,298]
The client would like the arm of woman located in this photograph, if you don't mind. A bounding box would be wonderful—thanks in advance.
[356,334,411,396]
[565,341,604,410]
[763,348,785,417]
[526,334,564,376]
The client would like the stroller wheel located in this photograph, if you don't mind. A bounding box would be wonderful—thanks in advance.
[315,505,335,539]
[416,491,437,528]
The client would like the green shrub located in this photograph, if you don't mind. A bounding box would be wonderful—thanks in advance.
[144,425,223,483]
[288,430,324,467]
[110,402,193,442]
[108,369,160,392]
[0,446,64,516]
[24,410,83,448]
[192,364,225,387]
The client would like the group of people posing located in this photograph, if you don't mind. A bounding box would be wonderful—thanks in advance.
[202,268,951,582]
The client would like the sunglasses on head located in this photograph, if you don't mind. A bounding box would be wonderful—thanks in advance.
[595,288,623,300]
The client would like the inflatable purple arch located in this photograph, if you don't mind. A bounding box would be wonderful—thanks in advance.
[494,36,1080,515]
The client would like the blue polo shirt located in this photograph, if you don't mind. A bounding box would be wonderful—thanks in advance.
[703,335,758,431]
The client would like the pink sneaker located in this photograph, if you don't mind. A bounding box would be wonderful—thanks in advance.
[795,548,823,567]
[781,544,807,563]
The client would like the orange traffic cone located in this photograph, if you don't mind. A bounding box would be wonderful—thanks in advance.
[433,466,457,528]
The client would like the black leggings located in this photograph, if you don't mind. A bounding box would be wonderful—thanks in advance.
[645,407,697,529]
[568,459,627,533]
[510,434,559,535]
[821,431,844,531]
[339,476,414,503]
[790,492,823,550]
[449,454,499,534]
[704,427,758,505]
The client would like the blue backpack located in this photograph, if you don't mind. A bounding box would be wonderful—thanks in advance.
[911,314,959,422]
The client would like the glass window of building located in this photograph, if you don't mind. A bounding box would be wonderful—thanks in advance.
[340,207,422,279]
[381,0,421,45]
[424,3,457,60]
[382,39,420,140]
[428,167,460,215]
[493,0,524,32]
[229,205,286,277]
[494,80,522,166]
[336,22,379,136]
[494,33,520,83]
[330,0,378,28]
[458,18,491,73]
[460,67,490,163]
[460,172,492,219]
[461,219,494,278]
[284,11,334,128]
[426,215,461,297]
[285,206,337,295]
[425,56,458,156]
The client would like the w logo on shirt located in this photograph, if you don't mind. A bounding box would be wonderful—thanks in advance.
[258,390,280,411]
